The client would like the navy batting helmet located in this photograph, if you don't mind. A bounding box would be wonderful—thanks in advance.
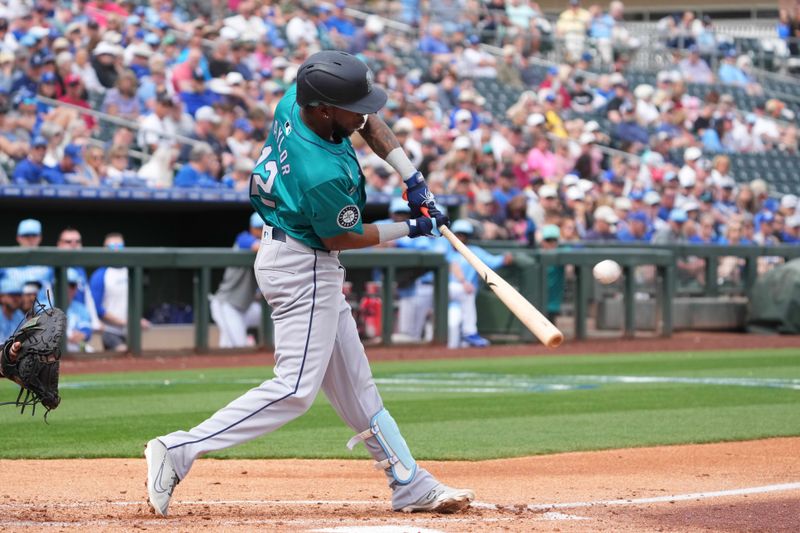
[296,50,387,114]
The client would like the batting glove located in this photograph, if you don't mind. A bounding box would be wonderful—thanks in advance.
[403,172,436,218]
[406,216,436,238]
[426,203,450,229]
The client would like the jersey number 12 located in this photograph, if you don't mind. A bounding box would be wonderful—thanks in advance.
[250,145,279,208]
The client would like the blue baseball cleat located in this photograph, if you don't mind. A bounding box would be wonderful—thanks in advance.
[462,334,490,347]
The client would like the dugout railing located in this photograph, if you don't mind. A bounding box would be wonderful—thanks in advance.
[475,241,800,340]
[0,245,796,354]
[0,247,449,355]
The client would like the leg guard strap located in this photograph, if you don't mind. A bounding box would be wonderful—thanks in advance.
[346,408,417,485]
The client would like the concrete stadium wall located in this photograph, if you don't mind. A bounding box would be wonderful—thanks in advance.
[597,296,749,331]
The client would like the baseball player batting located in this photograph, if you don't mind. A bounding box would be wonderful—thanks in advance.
[145,51,474,516]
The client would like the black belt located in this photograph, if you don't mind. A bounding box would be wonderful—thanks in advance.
[269,226,333,253]
[271,227,287,242]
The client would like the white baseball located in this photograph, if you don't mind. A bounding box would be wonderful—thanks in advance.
[593,259,622,285]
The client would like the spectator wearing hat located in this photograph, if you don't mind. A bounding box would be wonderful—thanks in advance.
[678,146,702,188]
[91,41,122,89]
[585,205,619,241]
[125,43,153,80]
[458,35,498,79]
[137,91,178,152]
[0,278,24,340]
[0,219,53,303]
[10,53,44,95]
[41,143,83,185]
[178,105,224,163]
[467,189,508,240]
[179,67,218,117]
[137,55,172,112]
[652,208,688,244]
[492,167,521,213]
[35,70,58,112]
[448,90,481,131]
[782,215,800,244]
[174,143,219,189]
[779,194,798,219]
[753,212,778,246]
[222,157,255,191]
[613,101,649,147]
[227,118,254,161]
[604,73,630,116]
[535,184,563,226]
[12,135,48,184]
[496,45,524,89]
[58,73,97,130]
[617,210,651,242]
[717,50,749,87]
[447,219,513,348]
[538,224,566,322]
[210,213,264,348]
[65,268,93,352]
[570,75,595,114]
[714,176,739,222]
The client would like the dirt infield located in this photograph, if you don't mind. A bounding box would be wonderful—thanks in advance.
[4,332,796,531]
[1,438,798,532]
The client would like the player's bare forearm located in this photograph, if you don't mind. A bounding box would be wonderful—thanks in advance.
[321,225,381,251]
[361,115,401,159]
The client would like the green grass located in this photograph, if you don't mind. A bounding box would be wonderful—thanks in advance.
[1,348,799,460]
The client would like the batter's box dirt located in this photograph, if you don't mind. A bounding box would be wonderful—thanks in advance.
[1,438,799,532]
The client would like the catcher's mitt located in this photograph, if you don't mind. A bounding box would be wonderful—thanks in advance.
[0,303,66,418]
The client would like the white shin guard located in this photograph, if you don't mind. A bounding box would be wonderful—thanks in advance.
[347,408,417,485]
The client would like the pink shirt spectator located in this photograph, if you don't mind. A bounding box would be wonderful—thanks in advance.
[526,147,557,179]
[85,2,129,28]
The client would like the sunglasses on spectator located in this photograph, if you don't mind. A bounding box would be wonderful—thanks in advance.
[543,238,558,243]
[59,238,81,244]
[107,242,124,250]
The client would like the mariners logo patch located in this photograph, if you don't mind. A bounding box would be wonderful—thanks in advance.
[337,205,360,229]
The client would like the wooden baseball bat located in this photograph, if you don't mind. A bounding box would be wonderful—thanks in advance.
[440,226,564,348]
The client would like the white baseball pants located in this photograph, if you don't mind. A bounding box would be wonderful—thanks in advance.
[158,228,438,509]
[210,298,261,348]
[447,281,478,348]
[396,281,433,340]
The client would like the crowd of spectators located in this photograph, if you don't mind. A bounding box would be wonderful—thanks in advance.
[0,0,797,260]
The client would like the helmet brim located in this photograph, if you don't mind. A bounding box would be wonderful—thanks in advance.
[333,85,388,114]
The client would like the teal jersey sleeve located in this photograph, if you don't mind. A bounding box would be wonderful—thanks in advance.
[302,179,364,239]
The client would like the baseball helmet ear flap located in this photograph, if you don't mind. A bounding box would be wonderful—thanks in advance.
[296,50,387,114]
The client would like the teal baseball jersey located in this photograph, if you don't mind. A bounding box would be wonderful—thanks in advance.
[249,85,367,250]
